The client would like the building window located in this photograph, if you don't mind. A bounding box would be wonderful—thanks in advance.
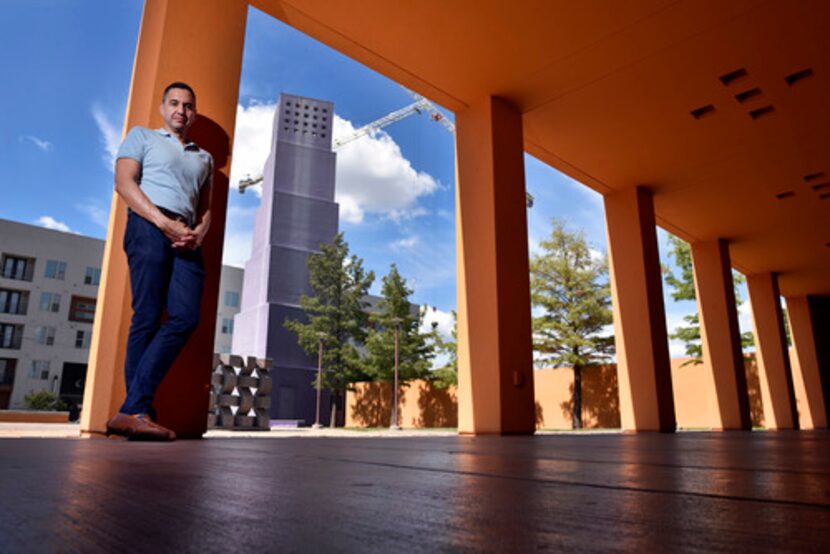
[221,318,234,334]
[0,289,28,315]
[44,260,67,280]
[224,291,240,308]
[1,254,34,281]
[35,326,56,346]
[0,324,23,349]
[68,296,96,323]
[29,360,50,380]
[0,358,16,385]
[39,292,61,313]
[84,267,101,286]
[75,329,91,349]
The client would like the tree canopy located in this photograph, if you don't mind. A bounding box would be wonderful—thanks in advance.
[285,233,375,393]
[662,234,754,366]
[363,264,434,384]
[530,219,614,428]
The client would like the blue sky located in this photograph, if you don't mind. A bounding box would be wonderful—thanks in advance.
[0,1,752,355]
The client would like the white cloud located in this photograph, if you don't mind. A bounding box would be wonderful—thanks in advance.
[91,105,121,170]
[221,205,257,268]
[20,135,52,151]
[229,102,277,192]
[334,116,439,223]
[737,293,754,338]
[390,235,418,250]
[36,216,72,233]
[222,231,253,268]
[589,248,605,262]
[419,305,454,341]
[229,102,440,224]
[77,201,110,229]
[668,339,687,359]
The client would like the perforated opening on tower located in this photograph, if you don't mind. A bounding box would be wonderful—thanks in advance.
[279,97,333,147]
[785,68,814,86]
[719,68,747,86]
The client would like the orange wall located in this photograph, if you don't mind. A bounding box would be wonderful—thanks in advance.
[347,357,768,430]
[346,381,458,428]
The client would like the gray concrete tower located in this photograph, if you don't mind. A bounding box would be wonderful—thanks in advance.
[232,93,339,423]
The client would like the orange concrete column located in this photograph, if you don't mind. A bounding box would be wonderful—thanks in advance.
[455,96,535,435]
[605,187,675,432]
[690,239,751,430]
[80,0,248,437]
[785,296,827,429]
[746,273,798,429]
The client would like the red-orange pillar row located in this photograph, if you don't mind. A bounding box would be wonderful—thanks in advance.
[605,187,676,432]
[454,96,535,435]
[746,272,798,430]
[785,296,827,429]
[80,0,247,437]
[690,239,751,430]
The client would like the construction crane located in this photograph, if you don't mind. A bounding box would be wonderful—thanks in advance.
[238,88,453,193]
[237,88,533,207]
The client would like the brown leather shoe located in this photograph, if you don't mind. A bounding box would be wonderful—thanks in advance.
[144,417,177,441]
[106,413,176,441]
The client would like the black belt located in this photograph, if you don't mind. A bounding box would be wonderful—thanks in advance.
[156,206,189,225]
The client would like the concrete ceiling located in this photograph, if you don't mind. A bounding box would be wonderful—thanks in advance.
[253,0,830,296]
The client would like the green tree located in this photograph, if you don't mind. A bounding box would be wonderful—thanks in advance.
[429,309,457,389]
[364,264,434,385]
[530,219,614,429]
[285,233,374,426]
[663,234,754,366]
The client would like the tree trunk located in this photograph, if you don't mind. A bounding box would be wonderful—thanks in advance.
[573,365,583,429]
[329,390,339,428]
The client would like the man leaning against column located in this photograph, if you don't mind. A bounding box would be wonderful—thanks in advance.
[105,82,213,441]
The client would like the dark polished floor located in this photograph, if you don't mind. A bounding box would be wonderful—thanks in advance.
[1,431,829,553]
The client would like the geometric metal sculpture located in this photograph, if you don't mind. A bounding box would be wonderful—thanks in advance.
[207,354,272,431]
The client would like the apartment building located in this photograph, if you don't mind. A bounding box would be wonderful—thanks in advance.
[0,218,243,411]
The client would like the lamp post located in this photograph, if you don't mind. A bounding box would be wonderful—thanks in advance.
[312,332,325,429]
[390,317,402,430]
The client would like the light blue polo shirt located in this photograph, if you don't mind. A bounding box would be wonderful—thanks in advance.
[116,126,213,225]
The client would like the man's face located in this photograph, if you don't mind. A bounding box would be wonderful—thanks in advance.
[159,88,196,135]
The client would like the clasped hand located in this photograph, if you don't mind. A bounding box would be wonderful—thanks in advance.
[160,219,205,250]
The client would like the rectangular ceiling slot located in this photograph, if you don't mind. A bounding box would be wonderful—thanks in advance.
[735,88,762,103]
[719,68,747,86]
[812,183,830,192]
[785,68,814,86]
[690,104,715,119]
[749,105,775,119]
[804,172,825,182]
[820,192,830,200]
[776,191,795,200]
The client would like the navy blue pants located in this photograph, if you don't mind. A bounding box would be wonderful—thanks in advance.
[120,211,205,416]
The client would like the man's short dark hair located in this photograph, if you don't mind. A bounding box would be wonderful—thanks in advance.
[163,82,196,103]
